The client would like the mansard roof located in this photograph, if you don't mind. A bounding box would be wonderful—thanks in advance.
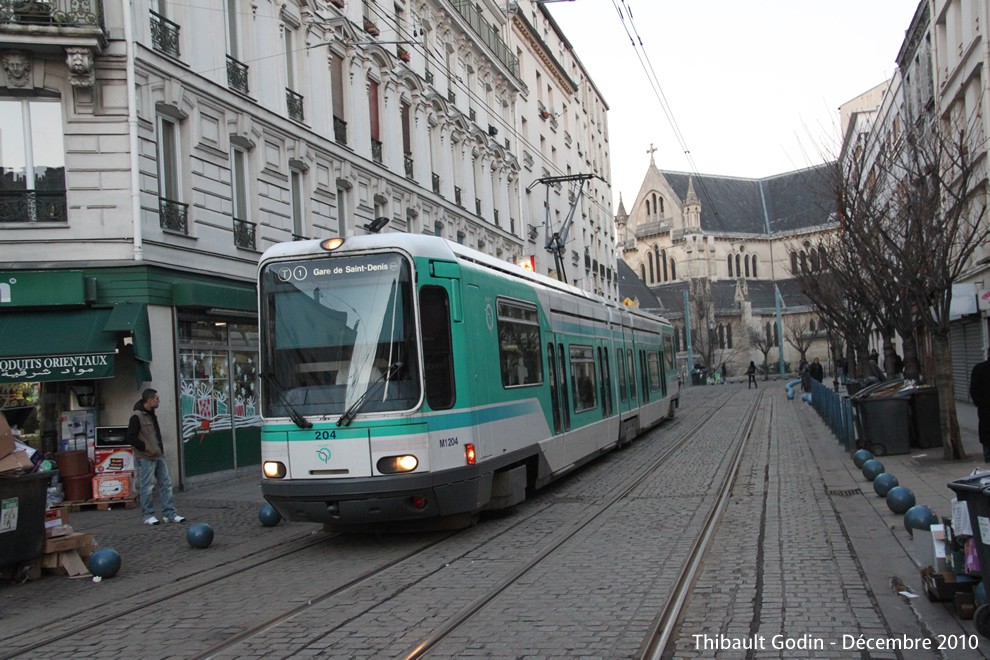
[661,164,834,234]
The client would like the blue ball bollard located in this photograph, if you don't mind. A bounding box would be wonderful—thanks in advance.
[186,522,214,549]
[259,503,281,527]
[861,459,885,482]
[88,548,121,579]
[853,449,874,469]
[886,486,916,514]
[903,505,939,536]
[873,473,899,497]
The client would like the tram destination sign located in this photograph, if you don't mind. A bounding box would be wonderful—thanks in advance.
[0,354,115,383]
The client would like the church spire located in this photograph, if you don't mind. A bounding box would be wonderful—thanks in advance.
[685,175,700,205]
[615,193,628,222]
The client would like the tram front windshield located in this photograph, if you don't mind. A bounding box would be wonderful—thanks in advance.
[259,253,420,418]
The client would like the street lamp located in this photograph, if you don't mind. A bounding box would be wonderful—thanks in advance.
[759,182,786,378]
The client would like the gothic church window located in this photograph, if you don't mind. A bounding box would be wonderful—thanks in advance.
[751,255,758,278]
[648,253,655,283]
[735,254,741,276]
[727,254,733,277]
[661,250,668,281]
[790,251,798,274]
[727,325,733,348]
[670,259,676,280]
[744,256,750,278]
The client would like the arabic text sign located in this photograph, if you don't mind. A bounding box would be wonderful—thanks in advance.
[0,354,115,383]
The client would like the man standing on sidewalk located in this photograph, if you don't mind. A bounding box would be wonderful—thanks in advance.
[970,350,990,462]
[126,388,186,525]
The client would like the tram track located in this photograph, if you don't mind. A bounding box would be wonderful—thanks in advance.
[5,388,749,659]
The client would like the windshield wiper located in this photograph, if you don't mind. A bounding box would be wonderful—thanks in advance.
[260,372,313,429]
[336,361,404,428]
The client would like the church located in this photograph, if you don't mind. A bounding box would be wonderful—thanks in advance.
[615,151,838,381]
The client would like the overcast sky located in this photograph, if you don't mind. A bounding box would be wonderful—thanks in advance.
[547,0,921,208]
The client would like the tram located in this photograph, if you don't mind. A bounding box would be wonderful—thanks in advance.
[258,233,679,530]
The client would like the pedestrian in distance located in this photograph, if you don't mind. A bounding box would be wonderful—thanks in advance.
[870,348,879,363]
[809,357,824,384]
[720,363,727,385]
[970,349,990,463]
[746,361,757,389]
[126,388,186,525]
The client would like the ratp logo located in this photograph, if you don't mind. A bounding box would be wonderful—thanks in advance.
[317,448,331,463]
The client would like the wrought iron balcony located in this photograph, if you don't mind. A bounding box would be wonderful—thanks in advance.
[454,186,462,206]
[159,197,188,234]
[450,0,519,78]
[0,0,103,29]
[333,115,347,145]
[371,138,382,164]
[432,172,440,195]
[226,55,248,94]
[0,189,66,222]
[469,108,476,121]
[286,88,304,122]
[404,155,414,179]
[150,11,180,59]
[447,89,456,105]
[233,217,255,250]
[425,69,434,85]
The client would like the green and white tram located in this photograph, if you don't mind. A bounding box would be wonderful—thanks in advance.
[259,234,679,530]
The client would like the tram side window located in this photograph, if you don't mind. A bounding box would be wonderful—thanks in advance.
[627,348,636,399]
[497,299,544,388]
[617,348,627,401]
[663,335,675,371]
[570,344,597,413]
[420,286,455,410]
[648,351,662,393]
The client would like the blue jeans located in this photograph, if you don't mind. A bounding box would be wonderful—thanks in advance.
[137,457,177,519]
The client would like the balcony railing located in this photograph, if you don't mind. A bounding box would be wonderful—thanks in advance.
[454,186,462,206]
[226,55,248,94]
[447,89,456,105]
[451,0,519,78]
[286,88,304,122]
[0,0,103,27]
[150,11,180,59]
[233,217,255,250]
[0,189,67,222]
[371,138,382,164]
[404,155,414,179]
[333,115,347,145]
[159,197,188,234]
[425,69,434,85]
[432,172,440,195]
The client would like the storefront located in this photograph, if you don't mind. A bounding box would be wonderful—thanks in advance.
[0,268,260,485]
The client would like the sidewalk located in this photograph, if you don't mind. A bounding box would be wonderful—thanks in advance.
[800,390,990,657]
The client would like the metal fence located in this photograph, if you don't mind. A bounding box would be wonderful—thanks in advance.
[810,378,855,450]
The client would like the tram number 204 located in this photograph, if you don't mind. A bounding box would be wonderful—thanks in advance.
[314,430,337,440]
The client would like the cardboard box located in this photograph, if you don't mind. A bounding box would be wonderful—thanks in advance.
[955,591,976,619]
[94,446,134,474]
[921,567,979,602]
[92,474,131,499]
[0,413,14,459]
[43,532,93,554]
[0,450,33,474]
[932,524,948,572]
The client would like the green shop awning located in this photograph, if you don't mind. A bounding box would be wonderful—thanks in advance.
[0,305,152,384]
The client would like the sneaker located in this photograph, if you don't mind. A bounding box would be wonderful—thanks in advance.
[144,516,160,526]
[165,515,186,523]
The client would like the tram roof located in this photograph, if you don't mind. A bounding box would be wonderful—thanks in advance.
[259,233,672,327]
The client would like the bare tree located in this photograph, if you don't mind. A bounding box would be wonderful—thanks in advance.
[747,326,773,381]
[784,316,815,364]
[811,114,989,459]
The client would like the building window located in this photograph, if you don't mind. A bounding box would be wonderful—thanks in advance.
[727,254,733,277]
[662,250,668,281]
[727,325,733,349]
[331,55,346,145]
[290,168,304,239]
[790,251,798,274]
[369,79,382,164]
[751,255,758,277]
[648,253,655,283]
[744,255,750,278]
[231,147,254,249]
[157,115,187,234]
[336,186,348,237]
[670,259,676,280]
[0,99,66,223]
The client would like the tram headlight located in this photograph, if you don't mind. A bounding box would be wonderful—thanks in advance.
[321,237,344,251]
[377,455,419,474]
[263,461,286,478]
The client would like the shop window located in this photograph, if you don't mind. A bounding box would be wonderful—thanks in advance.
[0,99,66,223]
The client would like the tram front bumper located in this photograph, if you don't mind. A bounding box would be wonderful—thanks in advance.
[261,467,492,526]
